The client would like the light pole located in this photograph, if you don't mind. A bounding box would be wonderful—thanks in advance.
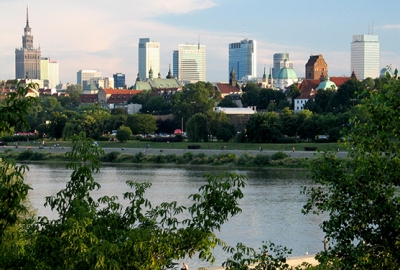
[191,101,196,115]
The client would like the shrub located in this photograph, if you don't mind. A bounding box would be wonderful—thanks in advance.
[133,152,145,163]
[236,153,253,166]
[253,154,271,166]
[191,153,208,165]
[29,152,47,160]
[101,151,120,162]
[115,154,132,163]
[271,151,289,161]
[16,150,34,160]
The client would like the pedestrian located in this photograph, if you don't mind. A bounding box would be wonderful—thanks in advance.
[181,262,189,270]
[323,237,328,251]
[292,147,295,152]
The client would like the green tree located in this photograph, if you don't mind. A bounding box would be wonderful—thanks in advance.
[186,113,209,142]
[126,113,157,135]
[47,112,68,140]
[246,112,282,143]
[65,84,82,108]
[218,96,238,108]
[216,127,233,142]
[303,70,400,268]
[116,125,132,142]
[279,107,298,137]
[241,82,260,107]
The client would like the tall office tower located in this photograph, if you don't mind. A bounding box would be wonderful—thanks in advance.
[15,7,41,79]
[113,73,126,88]
[173,44,206,83]
[351,35,380,80]
[138,38,160,80]
[228,39,256,81]
[40,57,59,88]
[272,53,293,77]
[77,70,102,87]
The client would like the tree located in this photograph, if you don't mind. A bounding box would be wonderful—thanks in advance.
[218,96,238,108]
[216,127,233,142]
[246,112,282,143]
[65,84,82,108]
[303,71,400,268]
[47,112,68,140]
[126,113,157,135]
[116,125,132,142]
[186,113,209,142]
[241,82,260,107]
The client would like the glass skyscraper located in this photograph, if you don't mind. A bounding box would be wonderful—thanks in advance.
[173,44,206,83]
[351,35,380,80]
[113,73,126,89]
[228,39,256,81]
[138,38,160,80]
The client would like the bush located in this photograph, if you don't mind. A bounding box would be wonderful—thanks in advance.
[234,132,246,143]
[29,152,47,160]
[115,154,132,163]
[271,151,289,161]
[236,153,253,166]
[133,152,145,163]
[182,152,194,163]
[191,153,208,165]
[16,150,34,160]
[101,151,120,162]
[253,154,271,166]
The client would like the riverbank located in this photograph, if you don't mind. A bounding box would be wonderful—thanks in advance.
[0,146,346,169]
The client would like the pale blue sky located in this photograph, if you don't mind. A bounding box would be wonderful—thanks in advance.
[1,0,399,86]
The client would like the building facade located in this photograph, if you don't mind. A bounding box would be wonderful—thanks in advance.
[40,57,59,89]
[15,7,41,80]
[305,54,328,80]
[173,44,206,83]
[138,38,160,80]
[272,53,293,77]
[113,73,126,89]
[228,39,256,81]
[77,69,102,87]
[351,34,380,80]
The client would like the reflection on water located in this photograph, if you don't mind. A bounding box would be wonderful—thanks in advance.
[24,164,325,268]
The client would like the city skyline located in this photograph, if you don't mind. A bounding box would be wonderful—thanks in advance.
[1,0,400,86]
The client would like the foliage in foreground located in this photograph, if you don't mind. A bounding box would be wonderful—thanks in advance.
[303,70,400,268]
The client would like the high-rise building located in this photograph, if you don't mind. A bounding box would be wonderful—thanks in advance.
[272,53,293,77]
[15,7,41,80]
[113,73,126,89]
[173,44,206,83]
[351,34,380,80]
[228,39,256,81]
[77,70,102,87]
[138,38,160,80]
[40,57,59,89]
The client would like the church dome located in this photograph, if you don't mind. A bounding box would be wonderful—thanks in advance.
[275,67,298,79]
[316,77,337,90]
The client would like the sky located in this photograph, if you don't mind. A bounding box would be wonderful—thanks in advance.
[1,0,400,86]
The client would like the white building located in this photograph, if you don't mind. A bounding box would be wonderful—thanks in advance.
[173,44,206,83]
[274,59,299,90]
[138,38,160,80]
[40,57,59,89]
[89,77,114,89]
[229,39,256,81]
[77,69,102,87]
[351,35,380,80]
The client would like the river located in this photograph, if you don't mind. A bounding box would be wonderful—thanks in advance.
[24,163,326,268]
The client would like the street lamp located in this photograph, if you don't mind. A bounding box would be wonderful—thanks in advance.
[191,101,196,115]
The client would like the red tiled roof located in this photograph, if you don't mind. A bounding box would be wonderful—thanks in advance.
[216,83,240,94]
[106,93,137,104]
[296,77,351,99]
[305,55,320,67]
[102,89,142,95]
[80,94,98,103]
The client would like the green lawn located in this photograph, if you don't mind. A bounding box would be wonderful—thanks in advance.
[19,139,344,152]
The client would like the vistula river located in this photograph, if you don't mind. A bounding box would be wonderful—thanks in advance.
[24,163,326,269]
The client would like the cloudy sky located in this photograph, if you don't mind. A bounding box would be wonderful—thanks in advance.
[1,0,399,86]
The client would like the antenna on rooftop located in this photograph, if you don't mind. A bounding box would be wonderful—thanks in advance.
[243,24,246,40]
[372,21,374,35]
[198,34,200,49]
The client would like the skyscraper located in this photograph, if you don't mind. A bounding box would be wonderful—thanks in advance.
[173,44,206,83]
[40,57,59,89]
[113,73,126,89]
[351,34,380,80]
[138,38,160,80]
[272,53,293,77]
[228,39,256,81]
[15,7,41,80]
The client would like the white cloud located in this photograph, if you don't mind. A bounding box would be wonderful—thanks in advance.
[381,24,400,30]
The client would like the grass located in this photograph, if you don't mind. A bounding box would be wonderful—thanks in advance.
[12,139,344,152]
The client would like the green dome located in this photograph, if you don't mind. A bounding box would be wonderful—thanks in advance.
[275,67,298,79]
[316,77,337,90]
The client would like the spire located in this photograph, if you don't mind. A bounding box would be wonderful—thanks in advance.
[166,64,174,79]
[26,6,29,25]
[262,66,267,79]
[229,68,237,87]
[149,67,153,79]
[136,72,140,82]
